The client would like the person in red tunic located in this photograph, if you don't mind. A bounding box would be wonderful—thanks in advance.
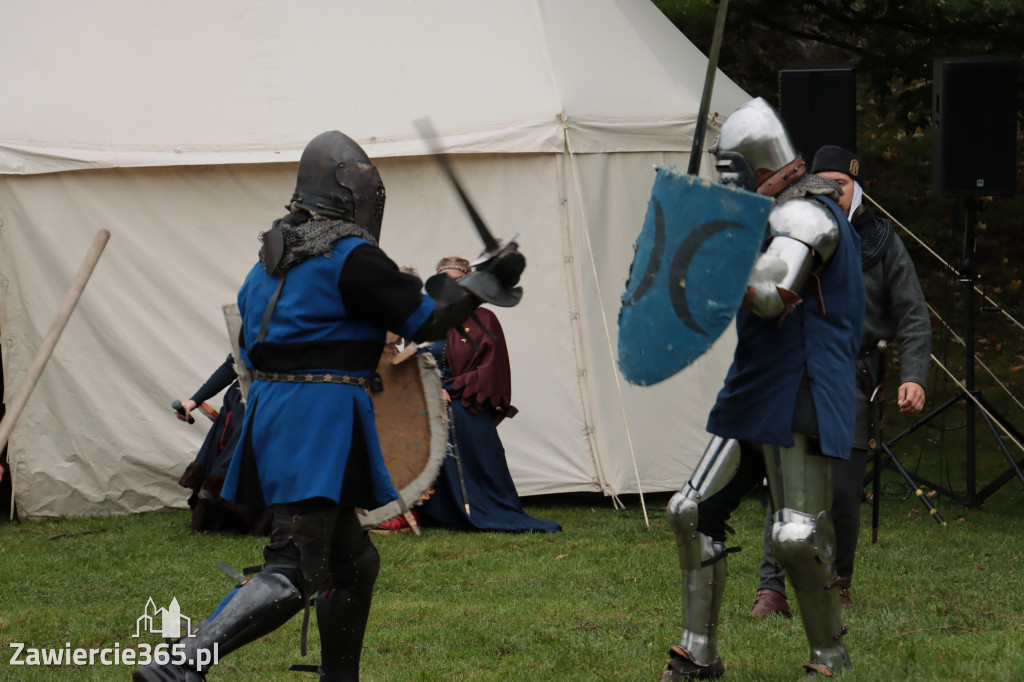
[375,257,559,533]
[419,256,559,532]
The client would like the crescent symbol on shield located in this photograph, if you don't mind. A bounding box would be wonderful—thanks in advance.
[669,219,745,335]
[624,197,666,307]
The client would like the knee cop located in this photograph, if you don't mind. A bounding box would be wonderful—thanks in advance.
[769,508,837,571]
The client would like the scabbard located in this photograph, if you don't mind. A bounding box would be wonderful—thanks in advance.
[197,402,219,422]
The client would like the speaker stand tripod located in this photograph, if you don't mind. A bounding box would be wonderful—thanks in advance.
[877,198,1024,507]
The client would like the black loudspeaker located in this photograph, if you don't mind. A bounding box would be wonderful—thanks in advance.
[778,66,857,162]
[932,56,1019,197]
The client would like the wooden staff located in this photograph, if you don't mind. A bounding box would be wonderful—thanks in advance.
[0,230,111,515]
[687,0,731,175]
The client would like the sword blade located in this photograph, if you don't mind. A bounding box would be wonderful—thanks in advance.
[445,400,472,516]
[413,117,500,254]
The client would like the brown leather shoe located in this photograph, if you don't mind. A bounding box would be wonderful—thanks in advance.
[750,588,792,618]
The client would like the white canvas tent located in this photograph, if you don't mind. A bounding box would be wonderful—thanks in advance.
[0,0,750,520]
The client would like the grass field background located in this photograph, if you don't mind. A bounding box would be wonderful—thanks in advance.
[2,431,1022,682]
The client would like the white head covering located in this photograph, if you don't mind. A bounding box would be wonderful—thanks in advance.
[847,181,863,221]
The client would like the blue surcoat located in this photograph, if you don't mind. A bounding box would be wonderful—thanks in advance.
[222,236,435,507]
[706,196,865,459]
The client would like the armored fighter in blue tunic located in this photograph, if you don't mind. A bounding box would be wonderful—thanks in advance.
[135,131,525,682]
[661,99,865,680]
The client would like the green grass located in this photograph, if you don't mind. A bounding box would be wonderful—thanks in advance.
[1,469,1023,681]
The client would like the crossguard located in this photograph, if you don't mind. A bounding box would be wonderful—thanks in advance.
[471,233,519,268]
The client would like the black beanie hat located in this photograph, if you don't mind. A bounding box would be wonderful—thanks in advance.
[811,145,863,183]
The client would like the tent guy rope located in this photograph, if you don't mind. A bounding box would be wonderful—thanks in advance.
[561,113,650,525]
[866,192,1024,421]
[926,301,1024,417]
[927,352,1024,457]
[867,194,1024,336]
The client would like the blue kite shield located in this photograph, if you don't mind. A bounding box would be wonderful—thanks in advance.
[618,167,772,385]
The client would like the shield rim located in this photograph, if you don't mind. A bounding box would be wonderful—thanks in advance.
[223,303,253,404]
[358,351,446,527]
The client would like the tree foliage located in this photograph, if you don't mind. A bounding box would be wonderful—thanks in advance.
[657,0,1024,379]
[656,1,1024,312]
[656,0,1023,127]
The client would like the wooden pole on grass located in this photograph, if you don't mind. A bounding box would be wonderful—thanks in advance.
[1,229,111,519]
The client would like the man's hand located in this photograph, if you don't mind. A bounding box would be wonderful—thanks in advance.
[174,399,198,422]
[897,382,925,414]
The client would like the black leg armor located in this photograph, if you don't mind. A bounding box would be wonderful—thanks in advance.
[132,571,303,682]
[316,511,381,681]
[134,501,379,682]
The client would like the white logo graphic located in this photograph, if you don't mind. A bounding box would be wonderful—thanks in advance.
[6,597,218,669]
[133,597,193,639]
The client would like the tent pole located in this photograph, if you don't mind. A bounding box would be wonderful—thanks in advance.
[2,229,110,520]
[687,0,731,176]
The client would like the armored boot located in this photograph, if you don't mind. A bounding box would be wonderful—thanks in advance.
[132,571,304,681]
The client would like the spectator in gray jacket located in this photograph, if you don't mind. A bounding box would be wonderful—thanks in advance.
[751,145,932,617]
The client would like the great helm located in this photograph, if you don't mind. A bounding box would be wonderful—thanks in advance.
[289,131,386,240]
[713,98,798,176]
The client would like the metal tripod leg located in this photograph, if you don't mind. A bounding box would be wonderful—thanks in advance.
[870,440,947,544]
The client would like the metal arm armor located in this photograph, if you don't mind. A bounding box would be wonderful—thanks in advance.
[744,198,839,318]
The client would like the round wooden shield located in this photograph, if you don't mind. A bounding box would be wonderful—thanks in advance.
[359,339,446,527]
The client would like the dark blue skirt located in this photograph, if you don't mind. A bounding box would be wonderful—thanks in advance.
[419,401,560,533]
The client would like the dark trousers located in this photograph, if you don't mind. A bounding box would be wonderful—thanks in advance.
[696,442,767,542]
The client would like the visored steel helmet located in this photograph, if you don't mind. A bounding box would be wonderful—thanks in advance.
[712,98,798,175]
[289,131,386,239]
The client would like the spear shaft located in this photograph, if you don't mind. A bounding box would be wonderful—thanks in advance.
[687,0,731,176]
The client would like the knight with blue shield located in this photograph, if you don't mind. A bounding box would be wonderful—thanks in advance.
[661,98,865,680]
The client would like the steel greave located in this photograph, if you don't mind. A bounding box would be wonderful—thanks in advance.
[771,510,850,672]
[675,533,728,667]
[763,437,851,673]
[204,571,305,660]
[316,539,381,682]
[664,436,739,667]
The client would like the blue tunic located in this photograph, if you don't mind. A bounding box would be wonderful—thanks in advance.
[706,196,865,459]
[221,236,435,508]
